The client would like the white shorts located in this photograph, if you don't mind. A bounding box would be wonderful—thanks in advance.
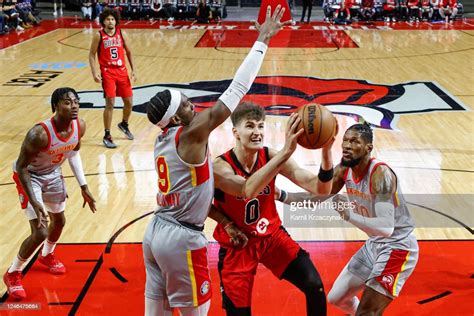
[347,233,419,298]
[13,168,67,220]
[143,213,212,308]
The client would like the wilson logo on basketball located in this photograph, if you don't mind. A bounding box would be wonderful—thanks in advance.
[77,76,467,130]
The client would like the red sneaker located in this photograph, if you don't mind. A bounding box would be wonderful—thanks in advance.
[3,271,27,300]
[38,253,66,275]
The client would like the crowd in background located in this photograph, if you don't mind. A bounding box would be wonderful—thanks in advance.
[80,0,226,23]
[323,0,463,24]
[1,0,41,33]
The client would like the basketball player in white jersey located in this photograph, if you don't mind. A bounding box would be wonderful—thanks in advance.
[141,6,290,316]
[329,123,418,315]
[3,87,97,301]
[276,123,418,315]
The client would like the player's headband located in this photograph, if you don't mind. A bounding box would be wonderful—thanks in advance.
[156,89,182,128]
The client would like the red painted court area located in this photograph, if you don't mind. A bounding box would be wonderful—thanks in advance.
[1,240,473,315]
[195,29,358,48]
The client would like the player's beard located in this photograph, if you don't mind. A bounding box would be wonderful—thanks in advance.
[341,157,362,168]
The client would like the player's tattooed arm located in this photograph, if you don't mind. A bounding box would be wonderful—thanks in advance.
[17,125,49,227]
[337,165,396,237]
[371,164,397,203]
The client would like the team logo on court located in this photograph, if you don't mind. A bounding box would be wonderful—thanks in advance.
[77,76,468,129]
[200,281,210,295]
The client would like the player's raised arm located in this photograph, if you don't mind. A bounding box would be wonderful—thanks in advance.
[186,5,291,143]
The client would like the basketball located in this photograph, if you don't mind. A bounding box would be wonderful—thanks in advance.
[296,103,337,149]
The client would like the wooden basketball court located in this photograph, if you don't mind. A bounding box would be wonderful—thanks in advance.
[0,16,472,315]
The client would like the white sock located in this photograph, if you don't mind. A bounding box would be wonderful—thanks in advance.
[8,255,27,273]
[41,239,57,256]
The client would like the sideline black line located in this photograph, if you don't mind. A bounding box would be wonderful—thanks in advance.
[417,291,452,304]
[407,202,474,234]
[68,254,103,316]
[109,267,128,283]
[105,211,154,254]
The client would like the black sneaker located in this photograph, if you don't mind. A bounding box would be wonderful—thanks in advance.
[103,135,117,148]
[118,122,134,140]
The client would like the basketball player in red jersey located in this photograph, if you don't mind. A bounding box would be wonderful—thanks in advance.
[3,87,96,300]
[89,9,136,149]
[142,6,290,316]
[209,102,336,316]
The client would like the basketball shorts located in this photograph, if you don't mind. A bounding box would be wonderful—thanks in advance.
[143,213,212,308]
[13,168,67,220]
[218,226,301,308]
[101,66,133,98]
[347,233,419,298]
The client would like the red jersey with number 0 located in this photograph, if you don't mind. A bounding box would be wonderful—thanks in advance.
[98,28,127,69]
[213,147,281,241]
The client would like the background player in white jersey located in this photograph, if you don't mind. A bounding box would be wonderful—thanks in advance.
[327,123,419,315]
[3,87,97,300]
[141,6,290,316]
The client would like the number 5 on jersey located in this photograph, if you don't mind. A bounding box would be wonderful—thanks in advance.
[156,156,170,194]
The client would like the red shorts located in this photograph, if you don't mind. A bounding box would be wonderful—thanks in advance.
[101,67,133,98]
[217,227,300,308]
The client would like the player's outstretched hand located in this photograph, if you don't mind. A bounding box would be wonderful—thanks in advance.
[255,5,292,44]
[333,194,351,220]
[81,186,97,213]
[31,200,48,228]
[281,112,304,158]
[224,224,249,248]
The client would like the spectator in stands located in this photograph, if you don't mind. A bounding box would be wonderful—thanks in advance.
[322,0,337,22]
[360,0,375,21]
[81,0,93,19]
[398,0,409,21]
[210,0,222,22]
[93,0,105,20]
[345,0,360,21]
[175,0,186,20]
[420,0,432,20]
[129,0,140,19]
[373,0,383,20]
[300,0,313,23]
[407,0,420,21]
[430,0,441,20]
[334,0,351,24]
[0,1,9,34]
[3,0,22,31]
[196,0,211,23]
[439,0,457,22]
[149,0,166,19]
[383,0,397,22]
[162,0,176,21]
